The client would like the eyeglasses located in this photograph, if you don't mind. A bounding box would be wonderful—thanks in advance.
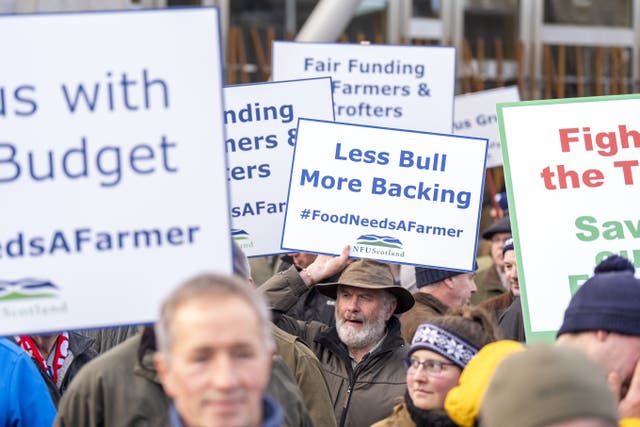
[404,358,458,375]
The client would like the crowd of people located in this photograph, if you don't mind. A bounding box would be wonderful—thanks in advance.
[3,214,640,427]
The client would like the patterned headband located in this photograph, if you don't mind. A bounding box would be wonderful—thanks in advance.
[410,323,479,369]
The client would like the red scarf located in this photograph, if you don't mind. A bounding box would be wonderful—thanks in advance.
[16,333,69,385]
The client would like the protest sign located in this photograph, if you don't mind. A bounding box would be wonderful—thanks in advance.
[498,94,640,342]
[225,78,335,256]
[454,86,520,168]
[272,41,455,132]
[0,8,230,335]
[282,119,487,271]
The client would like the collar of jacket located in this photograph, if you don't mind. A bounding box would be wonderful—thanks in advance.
[66,331,96,356]
[135,332,161,384]
[413,292,449,314]
[314,315,405,365]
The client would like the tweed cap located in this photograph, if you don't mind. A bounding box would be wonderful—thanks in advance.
[481,344,618,427]
[316,259,415,314]
[481,216,512,240]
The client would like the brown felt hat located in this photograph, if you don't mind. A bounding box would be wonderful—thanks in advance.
[316,259,415,314]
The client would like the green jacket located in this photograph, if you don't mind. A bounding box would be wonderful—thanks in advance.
[54,333,169,427]
[272,325,337,427]
[54,332,312,427]
[261,266,409,427]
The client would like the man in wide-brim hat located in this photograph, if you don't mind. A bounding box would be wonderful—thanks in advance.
[260,248,415,427]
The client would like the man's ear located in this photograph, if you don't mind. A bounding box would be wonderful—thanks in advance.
[385,298,398,320]
[442,277,454,289]
[154,353,175,397]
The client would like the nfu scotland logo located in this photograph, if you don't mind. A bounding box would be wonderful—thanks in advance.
[0,278,59,301]
[352,234,405,257]
[231,229,254,250]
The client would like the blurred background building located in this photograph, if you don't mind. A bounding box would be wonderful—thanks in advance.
[2,0,637,98]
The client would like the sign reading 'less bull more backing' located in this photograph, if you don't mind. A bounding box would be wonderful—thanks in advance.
[225,78,335,256]
[0,8,231,336]
[282,119,488,271]
[272,41,455,133]
[498,94,640,342]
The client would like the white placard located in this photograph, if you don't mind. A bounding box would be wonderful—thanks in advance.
[498,95,640,342]
[0,8,230,335]
[272,41,455,133]
[454,86,520,168]
[225,78,335,256]
[282,119,487,270]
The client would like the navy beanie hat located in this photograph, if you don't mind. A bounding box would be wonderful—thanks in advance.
[557,255,640,337]
[502,238,514,256]
[415,262,478,288]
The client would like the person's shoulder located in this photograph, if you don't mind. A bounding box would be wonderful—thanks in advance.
[72,333,142,378]
[0,337,24,359]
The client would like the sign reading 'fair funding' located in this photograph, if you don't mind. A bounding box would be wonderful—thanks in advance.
[225,78,335,256]
[282,119,487,270]
[272,41,455,133]
[454,86,520,169]
[0,9,230,335]
[498,95,640,342]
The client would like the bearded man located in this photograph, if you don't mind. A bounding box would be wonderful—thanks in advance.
[259,248,414,427]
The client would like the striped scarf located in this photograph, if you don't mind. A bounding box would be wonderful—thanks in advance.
[16,332,69,385]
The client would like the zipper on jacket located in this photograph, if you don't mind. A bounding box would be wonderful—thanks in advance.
[338,382,353,427]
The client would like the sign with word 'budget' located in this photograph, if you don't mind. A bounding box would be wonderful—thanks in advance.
[282,119,487,271]
[0,8,230,335]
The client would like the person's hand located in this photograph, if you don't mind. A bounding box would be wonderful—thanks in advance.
[300,245,351,286]
[609,358,640,419]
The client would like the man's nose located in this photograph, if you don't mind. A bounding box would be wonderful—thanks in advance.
[210,355,240,389]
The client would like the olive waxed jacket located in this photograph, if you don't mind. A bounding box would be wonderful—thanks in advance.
[261,266,409,427]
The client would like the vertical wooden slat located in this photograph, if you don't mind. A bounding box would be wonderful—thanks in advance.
[610,47,619,95]
[595,47,604,96]
[516,41,525,99]
[543,45,554,99]
[266,27,275,80]
[575,46,584,97]
[495,37,504,88]
[616,47,623,94]
[529,42,536,99]
[250,27,269,81]
[236,27,250,84]
[475,38,485,91]
[462,38,473,94]
[556,44,565,98]
[227,26,238,85]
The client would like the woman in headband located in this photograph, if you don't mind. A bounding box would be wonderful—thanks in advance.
[373,306,498,427]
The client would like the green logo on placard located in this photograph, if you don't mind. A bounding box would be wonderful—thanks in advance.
[0,279,59,301]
